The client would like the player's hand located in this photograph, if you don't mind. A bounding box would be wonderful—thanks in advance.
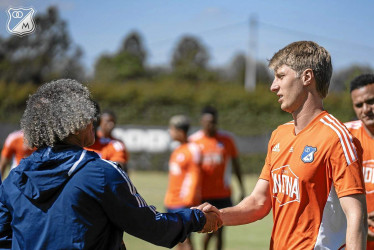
[200,211,222,233]
[193,202,220,216]
[192,202,222,233]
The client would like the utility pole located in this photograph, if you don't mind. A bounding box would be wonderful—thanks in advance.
[245,14,258,92]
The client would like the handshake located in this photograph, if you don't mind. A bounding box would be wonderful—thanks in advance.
[192,202,223,233]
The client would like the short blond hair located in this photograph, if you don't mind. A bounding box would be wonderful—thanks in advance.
[269,41,332,98]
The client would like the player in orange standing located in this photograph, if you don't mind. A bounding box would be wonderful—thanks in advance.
[189,106,245,250]
[0,130,35,180]
[164,115,202,250]
[86,109,129,172]
[200,41,367,249]
[345,74,374,249]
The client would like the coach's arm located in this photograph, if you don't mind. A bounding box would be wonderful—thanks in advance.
[0,190,12,249]
[218,179,272,226]
[340,193,367,250]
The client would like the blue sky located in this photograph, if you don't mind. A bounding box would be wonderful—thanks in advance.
[0,0,373,73]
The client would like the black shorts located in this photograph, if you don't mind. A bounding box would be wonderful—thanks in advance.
[202,197,232,209]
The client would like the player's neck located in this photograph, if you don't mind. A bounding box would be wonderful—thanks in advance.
[292,98,324,135]
[364,124,374,139]
[203,130,217,137]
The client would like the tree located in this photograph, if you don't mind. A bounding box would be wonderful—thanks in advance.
[94,31,147,83]
[228,53,246,84]
[255,61,272,86]
[330,64,374,92]
[171,36,210,81]
[0,6,85,84]
[226,53,271,86]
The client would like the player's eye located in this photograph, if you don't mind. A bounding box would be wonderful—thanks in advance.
[366,98,374,105]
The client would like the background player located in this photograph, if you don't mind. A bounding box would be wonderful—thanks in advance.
[0,130,35,180]
[345,73,374,249]
[86,108,129,172]
[164,115,202,250]
[189,106,245,250]
[201,41,367,249]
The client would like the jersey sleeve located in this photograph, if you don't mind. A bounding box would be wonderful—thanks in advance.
[107,141,128,164]
[329,135,365,198]
[99,161,206,248]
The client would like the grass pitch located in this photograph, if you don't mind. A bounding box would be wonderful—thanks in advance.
[124,171,272,250]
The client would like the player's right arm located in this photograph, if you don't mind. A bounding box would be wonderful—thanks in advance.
[0,188,12,249]
[219,179,272,226]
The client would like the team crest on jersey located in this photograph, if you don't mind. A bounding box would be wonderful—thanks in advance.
[301,146,317,163]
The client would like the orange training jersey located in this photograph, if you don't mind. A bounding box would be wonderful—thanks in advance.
[164,142,202,208]
[260,111,364,249]
[189,130,238,200]
[1,130,34,169]
[345,120,374,249]
[86,134,129,164]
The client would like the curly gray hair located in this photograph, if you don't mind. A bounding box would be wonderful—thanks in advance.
[21,79,97,148]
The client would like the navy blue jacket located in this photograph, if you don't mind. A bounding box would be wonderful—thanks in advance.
[0,145,205,249]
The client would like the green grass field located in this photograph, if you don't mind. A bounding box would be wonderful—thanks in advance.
[124,171,272,250]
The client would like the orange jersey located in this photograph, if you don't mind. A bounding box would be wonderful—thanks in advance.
[1,130,34,168]
[189,130,238,199]
[345,120,374,249]
[260,111,365,249]
[86,135,129,164]
[164,142,202,208]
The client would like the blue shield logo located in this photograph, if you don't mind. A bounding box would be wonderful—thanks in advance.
[301,146,317,163]
[7,7,36,36]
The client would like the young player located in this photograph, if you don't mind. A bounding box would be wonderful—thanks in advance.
[201,41,367,249]
[86,109,129,172]
[164,115,202,250]
[189,106,245,250]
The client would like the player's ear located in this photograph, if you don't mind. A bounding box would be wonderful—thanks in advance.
[302,69,313,86]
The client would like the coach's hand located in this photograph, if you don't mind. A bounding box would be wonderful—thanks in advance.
[193,202,222,233]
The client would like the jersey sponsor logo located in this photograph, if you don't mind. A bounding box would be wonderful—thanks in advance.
[272,143,280,152]
[169,162,181,175]
[202,153,223,166]
[176,153,185,162]
[301,146,317,163]
[271,165,300,206]
[363,160,374,192]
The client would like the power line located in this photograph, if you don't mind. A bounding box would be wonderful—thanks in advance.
[148,20,247,46]
[259,21,374,51]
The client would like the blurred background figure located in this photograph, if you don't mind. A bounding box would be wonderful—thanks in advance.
[0,130,35,180]
[164,115,202,250]
[86,108,129,173]
[189,106,245,250]
[345,74,374,249]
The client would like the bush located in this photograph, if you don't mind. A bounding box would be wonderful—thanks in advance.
[1,80,357,136]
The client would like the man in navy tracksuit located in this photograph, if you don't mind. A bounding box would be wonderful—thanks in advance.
[0,79,220,249]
